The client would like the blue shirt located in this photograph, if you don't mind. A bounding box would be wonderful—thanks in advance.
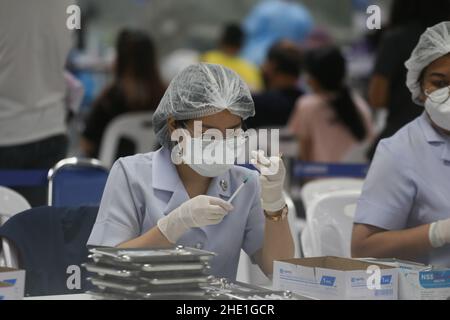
[354,112,450,266]
[87,147,264,280]
[241,0,313,65]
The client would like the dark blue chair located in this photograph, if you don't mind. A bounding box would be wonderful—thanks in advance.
[48,158,109,207]
[0,206,98,296]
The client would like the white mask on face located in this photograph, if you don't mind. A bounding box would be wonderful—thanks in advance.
[175,132,246,178]
[425,86,450,131]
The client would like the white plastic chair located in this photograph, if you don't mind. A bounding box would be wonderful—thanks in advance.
[0,186,31,225]
[0,187,31,268]
[300,178,364,216]
[98,112,156,168]
[301,190,361,258]
[341,141,372,164]
[236,191,302,287]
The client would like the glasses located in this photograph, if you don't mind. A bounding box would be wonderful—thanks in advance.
[425,86,450,104]
[177,121,250,142]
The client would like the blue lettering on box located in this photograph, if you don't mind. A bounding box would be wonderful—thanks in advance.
[320,276,336,287]
[3,279,16,285]
[419,270,450,289]
[279,268,292,275]
[381,275,392,285]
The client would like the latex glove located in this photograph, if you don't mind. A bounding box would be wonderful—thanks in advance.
[250,150,286,212]
[429,218,450,248]
[157,195,234,244]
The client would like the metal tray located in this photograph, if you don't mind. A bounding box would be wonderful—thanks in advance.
[89,246,216,264]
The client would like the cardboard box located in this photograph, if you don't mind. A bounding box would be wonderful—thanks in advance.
[360,258,450,300]
[0,267,25,300]
[273,256,398,300]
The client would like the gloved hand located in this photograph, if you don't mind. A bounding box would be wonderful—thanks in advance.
[250,150,286,212]
[429,218,450,248]
[157,195,234,244]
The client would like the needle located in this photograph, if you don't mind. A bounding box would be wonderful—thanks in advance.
[228,176,251,204]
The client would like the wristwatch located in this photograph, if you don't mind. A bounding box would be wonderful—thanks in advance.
[264,205,288,222]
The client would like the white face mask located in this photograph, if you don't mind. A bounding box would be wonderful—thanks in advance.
[176,133,246,178]
[425,86,450,131]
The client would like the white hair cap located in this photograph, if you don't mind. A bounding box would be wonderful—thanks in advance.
[405,21,450,106]
[152,63,255,147]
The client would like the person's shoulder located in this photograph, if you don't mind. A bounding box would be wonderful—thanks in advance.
[377,115,423,157]
[92,85,123,112]
[201,50,223,64]
[296,94,325,112]
[235,57,259,72]
[114,151,156,174]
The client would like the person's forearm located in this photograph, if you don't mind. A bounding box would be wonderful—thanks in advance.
[261,216,295,275]
[352,224,432,260]
[117,226,172,248]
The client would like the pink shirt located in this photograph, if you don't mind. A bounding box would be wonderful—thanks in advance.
[288,93,374,163]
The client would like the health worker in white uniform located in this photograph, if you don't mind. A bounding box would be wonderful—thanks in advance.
[88,63,295,280]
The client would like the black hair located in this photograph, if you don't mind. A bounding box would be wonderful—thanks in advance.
[389,0,450,29]
[114,29,165,108]
[267,42,303,78]
[220,23,244,49]
[304,46,367,142]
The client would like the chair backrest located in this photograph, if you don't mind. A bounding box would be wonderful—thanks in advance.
[0,186,31,225]
[341,140,372,164]
[99,111,156,168]
[48,158,109,207]
[1,237,19,269]
[284,191,302,258]
[301,178,364,216]
[0,206,99,296]
[301,190,361,258]
[236,191,301,287]
[0,187,30,268]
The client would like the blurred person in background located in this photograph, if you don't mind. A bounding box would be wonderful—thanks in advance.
[288,46,374,162]
[0,0,74,206]
[352,22,450,266]
[81,29,166,159]
[202,23,262,92]
[241,0,313,66]
[246,41,304,129]
[367,0,450,158]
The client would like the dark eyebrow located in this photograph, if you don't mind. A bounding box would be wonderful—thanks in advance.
[202,122,242,130]
[429,72,447,78]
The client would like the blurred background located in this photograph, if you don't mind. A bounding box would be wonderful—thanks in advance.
[2,0,449,208]
[69,0,391,154]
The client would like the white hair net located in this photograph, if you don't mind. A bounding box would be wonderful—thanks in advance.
[153,63,255,147]
[405,22,450,106]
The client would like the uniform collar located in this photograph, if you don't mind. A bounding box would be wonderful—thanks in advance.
[152,147,233,215]
[419,112,450,163]
[152,147,181,193]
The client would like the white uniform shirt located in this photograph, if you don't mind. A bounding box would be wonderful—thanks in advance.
[88,147,265,280]
[354,113,450,266]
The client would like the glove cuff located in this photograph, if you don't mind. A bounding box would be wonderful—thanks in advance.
[429,221,446,248]
[262,197,286,213]
[157,214,189,244]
